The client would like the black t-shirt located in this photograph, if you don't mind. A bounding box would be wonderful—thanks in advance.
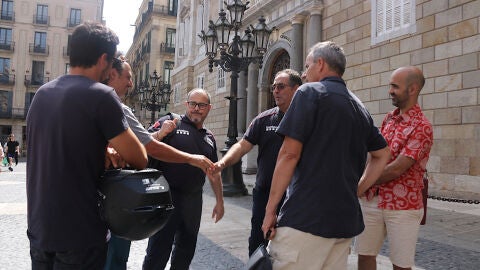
[276,76,387,238]
[6,140,19,154]
[26,75,128,251]
[149,115,218,193]
[244,107,284,189]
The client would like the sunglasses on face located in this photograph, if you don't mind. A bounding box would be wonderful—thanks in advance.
[270,83,288,92]
[187,101,209,110]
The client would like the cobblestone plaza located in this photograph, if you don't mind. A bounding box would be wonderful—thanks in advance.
[1,161,480,269]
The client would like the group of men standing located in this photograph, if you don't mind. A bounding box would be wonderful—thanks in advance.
[25,21,432,270]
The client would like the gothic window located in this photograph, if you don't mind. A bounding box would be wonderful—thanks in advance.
[268,50,290,108]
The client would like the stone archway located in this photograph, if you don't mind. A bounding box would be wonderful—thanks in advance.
[267,50,290,108]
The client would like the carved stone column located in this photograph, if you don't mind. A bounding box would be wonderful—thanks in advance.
[238,70,248,134]
[242,63,260,174]
[308,8,323,49]
[291,15,305,72]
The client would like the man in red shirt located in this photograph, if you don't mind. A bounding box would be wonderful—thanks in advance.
[356,66,433,270]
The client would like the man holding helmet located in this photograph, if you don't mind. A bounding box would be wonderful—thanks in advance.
[103,55,215,270]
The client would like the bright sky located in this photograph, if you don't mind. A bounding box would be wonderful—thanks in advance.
[103,0,143,54]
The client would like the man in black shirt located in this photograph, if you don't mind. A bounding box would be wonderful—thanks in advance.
[5,133,19,171]
[212,69,302,256]
[143,88,224,270]
[262,41,391,269]
[26,22,147,269]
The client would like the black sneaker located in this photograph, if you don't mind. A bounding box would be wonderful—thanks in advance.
[8,167,12,171]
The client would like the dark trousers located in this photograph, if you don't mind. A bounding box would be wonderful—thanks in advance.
[143,189,202,270]
[249,186,285,256]
[104,235,131,270]
[30,243,107,270]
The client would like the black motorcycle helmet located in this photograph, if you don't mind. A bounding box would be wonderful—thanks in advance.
[98,168,174,241]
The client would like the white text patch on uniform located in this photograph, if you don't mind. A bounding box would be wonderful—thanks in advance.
[265,126,278,132]
[176,129,189,135]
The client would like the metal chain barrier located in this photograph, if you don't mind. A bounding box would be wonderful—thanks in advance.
[427,195,480,204]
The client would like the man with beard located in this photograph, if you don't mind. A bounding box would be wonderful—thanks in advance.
[103,56,215,270]
[26,22,147,269]
[356,66,433,270]
[143,88,224,270]
[212,69,302,256]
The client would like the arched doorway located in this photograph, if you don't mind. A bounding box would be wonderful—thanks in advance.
[267,50,290,108]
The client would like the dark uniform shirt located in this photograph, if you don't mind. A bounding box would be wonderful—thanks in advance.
[276,76,387,238]
[149,115,218,193]
[244,107,284,189]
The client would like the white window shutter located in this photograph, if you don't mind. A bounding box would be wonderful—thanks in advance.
[371,0,416,44]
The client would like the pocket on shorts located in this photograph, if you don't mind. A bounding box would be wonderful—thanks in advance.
[268,231,299,264]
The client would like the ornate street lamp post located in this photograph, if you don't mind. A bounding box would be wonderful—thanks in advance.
[200,0,273,196]
[138,70,173,126]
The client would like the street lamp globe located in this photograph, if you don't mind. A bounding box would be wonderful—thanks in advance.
[199,2,273,196]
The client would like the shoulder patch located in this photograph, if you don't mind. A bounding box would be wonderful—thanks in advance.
[255,107,279,120]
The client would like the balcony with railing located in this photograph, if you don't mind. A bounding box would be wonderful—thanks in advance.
[29,44,49,55]
[33,14,49,25]
[0,41,14,52]
[0,74,14,85]
[160,42,175,54]
[0,11,14,22]
[24,75,49,87]
[133,4,173,39]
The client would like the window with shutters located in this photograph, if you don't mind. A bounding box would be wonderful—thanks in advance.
[196,1,209,45]
[196,73,205,89]
[173,82,182,104]
[163,61,174,85]
[371,0,416,44]
[216,67,226,93]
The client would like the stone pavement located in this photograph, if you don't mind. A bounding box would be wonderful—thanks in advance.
[1,162,480,269]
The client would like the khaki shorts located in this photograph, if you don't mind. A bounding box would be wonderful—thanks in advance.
[267,227,352,270]
[354,197,423,268]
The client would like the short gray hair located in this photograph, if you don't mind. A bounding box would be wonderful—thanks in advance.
[309,41,346,76]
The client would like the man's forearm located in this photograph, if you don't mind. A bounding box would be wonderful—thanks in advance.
[209,173,224,204]
[219,140,252,168]
[266,138,301,214]
[358,147,390,196]
[375,154,415,185]
[146,140,193,163]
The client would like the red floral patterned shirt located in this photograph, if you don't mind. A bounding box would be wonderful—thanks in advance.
[367,104,433,210]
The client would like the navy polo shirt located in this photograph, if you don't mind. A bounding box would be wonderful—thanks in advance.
[276,76,387,238]
[244,107,284,189]
[149,115,218,193]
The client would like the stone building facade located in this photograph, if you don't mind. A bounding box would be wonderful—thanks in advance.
[166,0,480,199]
[0,0,103,155]
[126,0,177,126]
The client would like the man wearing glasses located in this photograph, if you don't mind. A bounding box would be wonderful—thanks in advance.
[103,57,215,270]
[143,88,224,270]
[212,69,302,256]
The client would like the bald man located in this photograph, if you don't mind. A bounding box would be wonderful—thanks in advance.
[356,66,433,270]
